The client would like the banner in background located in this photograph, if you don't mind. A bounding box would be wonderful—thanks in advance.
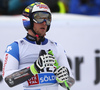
[0,14,100,90]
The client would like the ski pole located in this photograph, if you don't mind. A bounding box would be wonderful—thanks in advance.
[48,50,70,90]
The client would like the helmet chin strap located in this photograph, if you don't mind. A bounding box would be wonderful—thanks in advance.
[30,17,45,38]
[31,28,45,38]
[30,17,46,44]
[31,28,46,45]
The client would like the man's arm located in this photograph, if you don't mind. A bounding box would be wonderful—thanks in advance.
[53,44,75,89]
[4,50,55,87]
[5,67,33,87]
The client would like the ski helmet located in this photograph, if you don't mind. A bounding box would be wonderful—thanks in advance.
[22,2,52,33]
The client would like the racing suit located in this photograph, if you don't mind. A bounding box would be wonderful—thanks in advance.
[2,34,75,90]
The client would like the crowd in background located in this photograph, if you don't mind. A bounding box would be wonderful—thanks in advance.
[0,0,100,15]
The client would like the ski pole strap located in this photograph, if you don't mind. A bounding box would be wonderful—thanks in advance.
[30,64,38,75]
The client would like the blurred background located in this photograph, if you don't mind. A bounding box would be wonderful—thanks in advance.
[0,0,100,90]
[0,0,100,15]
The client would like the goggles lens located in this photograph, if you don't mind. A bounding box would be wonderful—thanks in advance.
[33,12,51,25]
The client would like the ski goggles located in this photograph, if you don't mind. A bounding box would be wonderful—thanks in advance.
[32,12,51,25]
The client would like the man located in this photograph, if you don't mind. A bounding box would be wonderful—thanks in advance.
[2,2,75,90]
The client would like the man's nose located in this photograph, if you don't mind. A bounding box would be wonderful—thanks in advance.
[42,20,46,25]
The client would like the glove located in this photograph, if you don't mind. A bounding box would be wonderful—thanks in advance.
[30,50,55,75]
[54,66,69,83]
[54,66,70,90]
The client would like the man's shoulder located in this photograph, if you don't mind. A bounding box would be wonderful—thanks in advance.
[14,38,25,43]
[47,38,63,49]
[6,38,25,47]
[47,38,58,46]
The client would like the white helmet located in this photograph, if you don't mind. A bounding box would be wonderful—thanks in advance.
[22,2,52,32]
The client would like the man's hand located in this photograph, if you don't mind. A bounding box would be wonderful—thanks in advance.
[30,50,55,75]
[54,66,69,83]
[54,66,70,90]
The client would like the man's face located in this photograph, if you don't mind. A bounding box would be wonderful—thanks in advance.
[32,12,51,37]
[33,22,47,36]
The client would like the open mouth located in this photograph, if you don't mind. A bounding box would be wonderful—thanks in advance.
[40,27,45,30]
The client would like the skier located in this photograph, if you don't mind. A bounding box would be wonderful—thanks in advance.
[2,2,75,90]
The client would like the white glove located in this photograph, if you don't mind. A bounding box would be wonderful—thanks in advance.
[35,54,55,69]
[30,51,55,75]
[54,66,69,83]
